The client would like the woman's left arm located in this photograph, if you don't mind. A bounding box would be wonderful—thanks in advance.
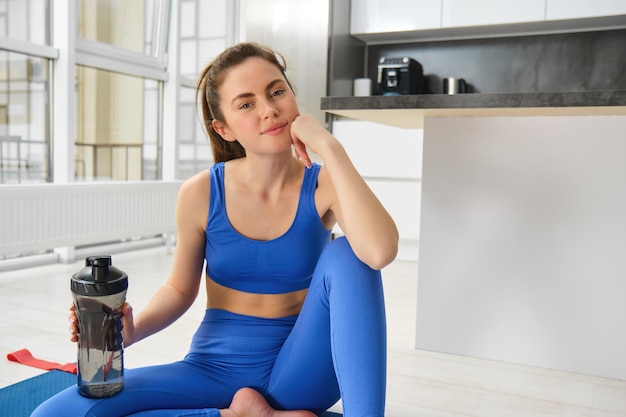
[291,114,399,270]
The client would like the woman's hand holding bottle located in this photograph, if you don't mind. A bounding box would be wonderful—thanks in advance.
[69,303,136,347]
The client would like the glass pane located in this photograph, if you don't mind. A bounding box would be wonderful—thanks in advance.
[0,51,49,184]
[78,0,159,55]
[143,78,159,180]
[197,0,226,38]
[175,0,230,180]
[180,0,196,38]
[75,66,160,181]
[197,38,226,74]
[176,85,211,180]
[179,39,197,77]
[0,0,50,45]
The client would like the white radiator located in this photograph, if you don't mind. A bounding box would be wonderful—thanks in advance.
[0,181,182,257]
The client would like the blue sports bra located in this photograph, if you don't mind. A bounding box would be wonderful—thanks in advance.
[205,162,332,294]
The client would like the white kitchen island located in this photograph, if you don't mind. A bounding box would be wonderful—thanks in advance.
[323,91,626,380]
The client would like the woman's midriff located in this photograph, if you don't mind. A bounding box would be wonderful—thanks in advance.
[205,277,308,318]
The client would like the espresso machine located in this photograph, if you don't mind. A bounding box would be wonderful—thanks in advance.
[376,56,424,95]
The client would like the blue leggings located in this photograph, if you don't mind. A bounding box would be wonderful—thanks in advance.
[31,237,387,417]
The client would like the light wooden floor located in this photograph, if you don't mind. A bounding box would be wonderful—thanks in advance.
[1,246,625,416]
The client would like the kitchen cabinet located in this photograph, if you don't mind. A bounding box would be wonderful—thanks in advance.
[546,0,626,20]
[349,0,626,43]
[350,0,442,35]
[332,119,422,179]
[442,0,545,27]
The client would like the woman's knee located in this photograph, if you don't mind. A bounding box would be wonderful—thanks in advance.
[320,237,379,275]
[315,237,382,292]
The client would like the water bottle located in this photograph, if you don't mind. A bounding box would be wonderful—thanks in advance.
[71,256,128,398]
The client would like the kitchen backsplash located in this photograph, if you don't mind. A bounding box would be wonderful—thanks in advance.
[366,29,626,94]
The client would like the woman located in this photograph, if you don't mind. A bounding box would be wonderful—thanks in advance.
[32,42,398,417]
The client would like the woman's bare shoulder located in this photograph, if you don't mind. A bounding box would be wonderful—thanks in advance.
[179,168,211,197]
[176,168,211,225]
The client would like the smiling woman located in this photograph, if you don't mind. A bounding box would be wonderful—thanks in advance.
[31,42,398,417]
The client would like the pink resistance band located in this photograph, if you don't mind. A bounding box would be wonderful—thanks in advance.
[7,349,77,374]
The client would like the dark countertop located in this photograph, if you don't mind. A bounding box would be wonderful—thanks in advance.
[321,90,626,129]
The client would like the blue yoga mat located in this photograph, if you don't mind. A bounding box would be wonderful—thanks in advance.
[0,370,342,416]
[0,370,76,417]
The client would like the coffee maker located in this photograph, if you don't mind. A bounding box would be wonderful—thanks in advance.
[376,57,424,95]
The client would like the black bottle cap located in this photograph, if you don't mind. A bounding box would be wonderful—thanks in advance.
[71,255,128,296]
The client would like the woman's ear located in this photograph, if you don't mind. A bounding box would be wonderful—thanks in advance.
[212,120,236,142]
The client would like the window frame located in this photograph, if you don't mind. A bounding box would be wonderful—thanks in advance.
[0,36,58,59]
[75,0,171,82]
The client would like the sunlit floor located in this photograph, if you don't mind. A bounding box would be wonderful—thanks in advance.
[1,246,625,416]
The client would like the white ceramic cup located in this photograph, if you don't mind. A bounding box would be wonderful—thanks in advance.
[353,78,372,97]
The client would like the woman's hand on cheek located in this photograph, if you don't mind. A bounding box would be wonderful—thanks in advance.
[292,136,312,168]
[291,114,334,168]
[290,114,313,168]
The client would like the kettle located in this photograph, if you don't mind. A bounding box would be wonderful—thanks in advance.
[71,256,128,398]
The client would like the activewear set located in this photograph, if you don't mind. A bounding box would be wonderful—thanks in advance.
[32,162,387,417]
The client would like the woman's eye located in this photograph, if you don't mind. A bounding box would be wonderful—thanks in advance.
[239,102,252,110]
[271,89,284,98]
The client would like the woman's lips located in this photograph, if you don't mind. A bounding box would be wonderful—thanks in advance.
[262,123,288,136]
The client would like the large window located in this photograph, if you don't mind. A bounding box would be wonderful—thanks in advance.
[75,0,169,181]
[75,67,159,181]
[0,52,49,183]
[0,0,234,184]
[0,0,50,184]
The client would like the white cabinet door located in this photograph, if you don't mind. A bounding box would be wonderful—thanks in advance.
[546,0,626,20]
[332,120,422,180]
[350,0,442,34]
[332,119,423,244]
[366,179,422,241]
[442,0,546,27]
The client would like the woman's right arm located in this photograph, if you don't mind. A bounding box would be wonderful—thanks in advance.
[69,172,209,346]
[125,173,209,347]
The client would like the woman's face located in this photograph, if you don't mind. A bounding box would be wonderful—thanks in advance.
[212,57,299,157]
